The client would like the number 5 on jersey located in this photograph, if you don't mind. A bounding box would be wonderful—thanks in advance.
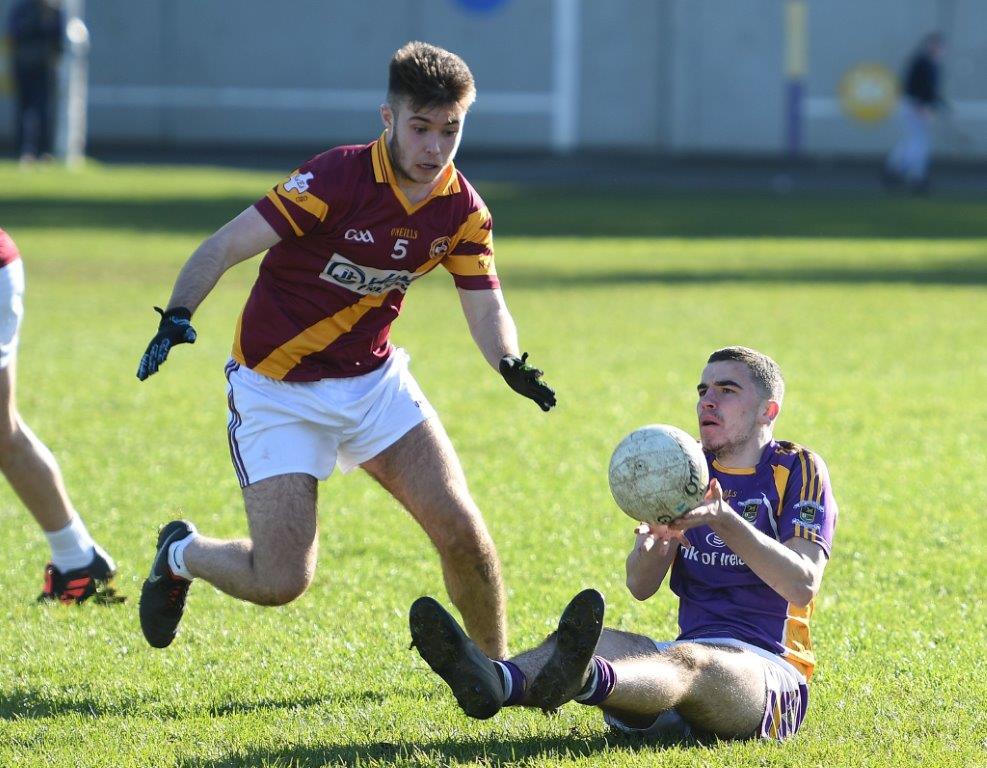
[391,238,409,260]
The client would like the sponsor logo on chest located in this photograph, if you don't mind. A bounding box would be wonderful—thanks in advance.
[319,253,420,296]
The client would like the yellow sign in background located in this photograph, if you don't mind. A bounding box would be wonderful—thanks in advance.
[839,63,898,123]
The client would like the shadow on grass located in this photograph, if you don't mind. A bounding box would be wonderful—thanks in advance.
[4,193,987,239]
[500,256,987,288]
[176,730,700,768]
[0,689,395,721]
[0,198,252,236]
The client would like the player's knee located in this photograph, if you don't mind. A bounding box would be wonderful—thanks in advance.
[0,422,24,465]
[664,642,714,673]
[256,567,313,606]
[257,581,308,606]
[439,512,493,563]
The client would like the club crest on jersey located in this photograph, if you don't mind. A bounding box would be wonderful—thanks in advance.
[283,172,314,194]
[428,236,451,259]
[319,253,419,295]
[740,500,761,522]
[795,500,823,523]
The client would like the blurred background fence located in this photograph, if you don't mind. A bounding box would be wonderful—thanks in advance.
[0,0,984,160]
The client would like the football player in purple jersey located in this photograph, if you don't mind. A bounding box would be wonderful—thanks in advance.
[411,347,836,741]
[136,42,554,660]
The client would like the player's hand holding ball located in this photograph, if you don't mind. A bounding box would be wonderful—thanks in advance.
[634,522,692,557]
[136,306,197,381]
[668,478,729,531]
[608,424,709,527]
[499,352,556,411]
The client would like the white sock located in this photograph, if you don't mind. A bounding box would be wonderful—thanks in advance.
[493,661,512,700]
[45,517,95,571]
[167,531,198,581]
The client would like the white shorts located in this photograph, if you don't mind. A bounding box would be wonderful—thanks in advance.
[604,637,809,742]
[224,347,436,487]
[0,260,25,369]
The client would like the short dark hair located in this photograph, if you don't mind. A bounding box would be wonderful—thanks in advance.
[707,346,785,403]
[387,41,477,112]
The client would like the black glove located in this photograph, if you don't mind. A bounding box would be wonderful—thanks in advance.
[499,352,556,412]
[136,306,197,381]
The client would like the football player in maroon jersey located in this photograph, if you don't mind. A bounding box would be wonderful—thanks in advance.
[136,42,553,660]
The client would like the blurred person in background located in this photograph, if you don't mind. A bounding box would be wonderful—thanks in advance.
[5,0,63,166]
[883,32,947,194]
[0,228,120,603]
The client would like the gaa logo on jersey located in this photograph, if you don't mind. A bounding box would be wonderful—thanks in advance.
[283,171,314,194]
[428,236,451,259]
[795,500,823,523]
[345,229,375,244]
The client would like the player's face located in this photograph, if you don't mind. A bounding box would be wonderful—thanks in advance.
[696,360,773,456]
[383,99,466,187]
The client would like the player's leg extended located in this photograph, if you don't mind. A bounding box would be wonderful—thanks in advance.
[410,589,636,718]
[140,473,317,648]
[185,473,319,605]
[362,418,507,659]
[0,352,118,602]
[600,642,766,739]
[0,361,76,532]
[511,613,655,710]
[409,589,603,720]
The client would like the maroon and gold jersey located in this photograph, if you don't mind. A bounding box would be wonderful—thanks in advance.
[236,135,498,381]
[0,228,21,269]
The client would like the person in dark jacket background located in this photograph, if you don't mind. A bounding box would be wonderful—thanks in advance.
[6,0,63,165]
[884,32,946,193]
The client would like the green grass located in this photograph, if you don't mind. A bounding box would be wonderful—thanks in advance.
[0,160,984,767]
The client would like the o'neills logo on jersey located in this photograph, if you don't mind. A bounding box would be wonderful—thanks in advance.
[319,253,420,295]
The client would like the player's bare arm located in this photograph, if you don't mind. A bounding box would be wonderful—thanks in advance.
[168,207,280,314]
[457,287,519,369]
[672,478,827,606]
[137,207,280,380]
[624,523,685,600]
[458,288,556,411]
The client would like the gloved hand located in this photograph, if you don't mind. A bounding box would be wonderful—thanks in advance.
[499,352,556,412]
[136,306,197,381]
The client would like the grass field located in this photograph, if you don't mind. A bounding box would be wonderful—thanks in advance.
[0,160,984,768]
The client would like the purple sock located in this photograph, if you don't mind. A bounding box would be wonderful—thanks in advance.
[574,656,616,706]
[494,660,527,706]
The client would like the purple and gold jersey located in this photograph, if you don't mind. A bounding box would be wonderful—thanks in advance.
[0,229,21,268]
[670,440,838,680]
[237,136,498,382]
